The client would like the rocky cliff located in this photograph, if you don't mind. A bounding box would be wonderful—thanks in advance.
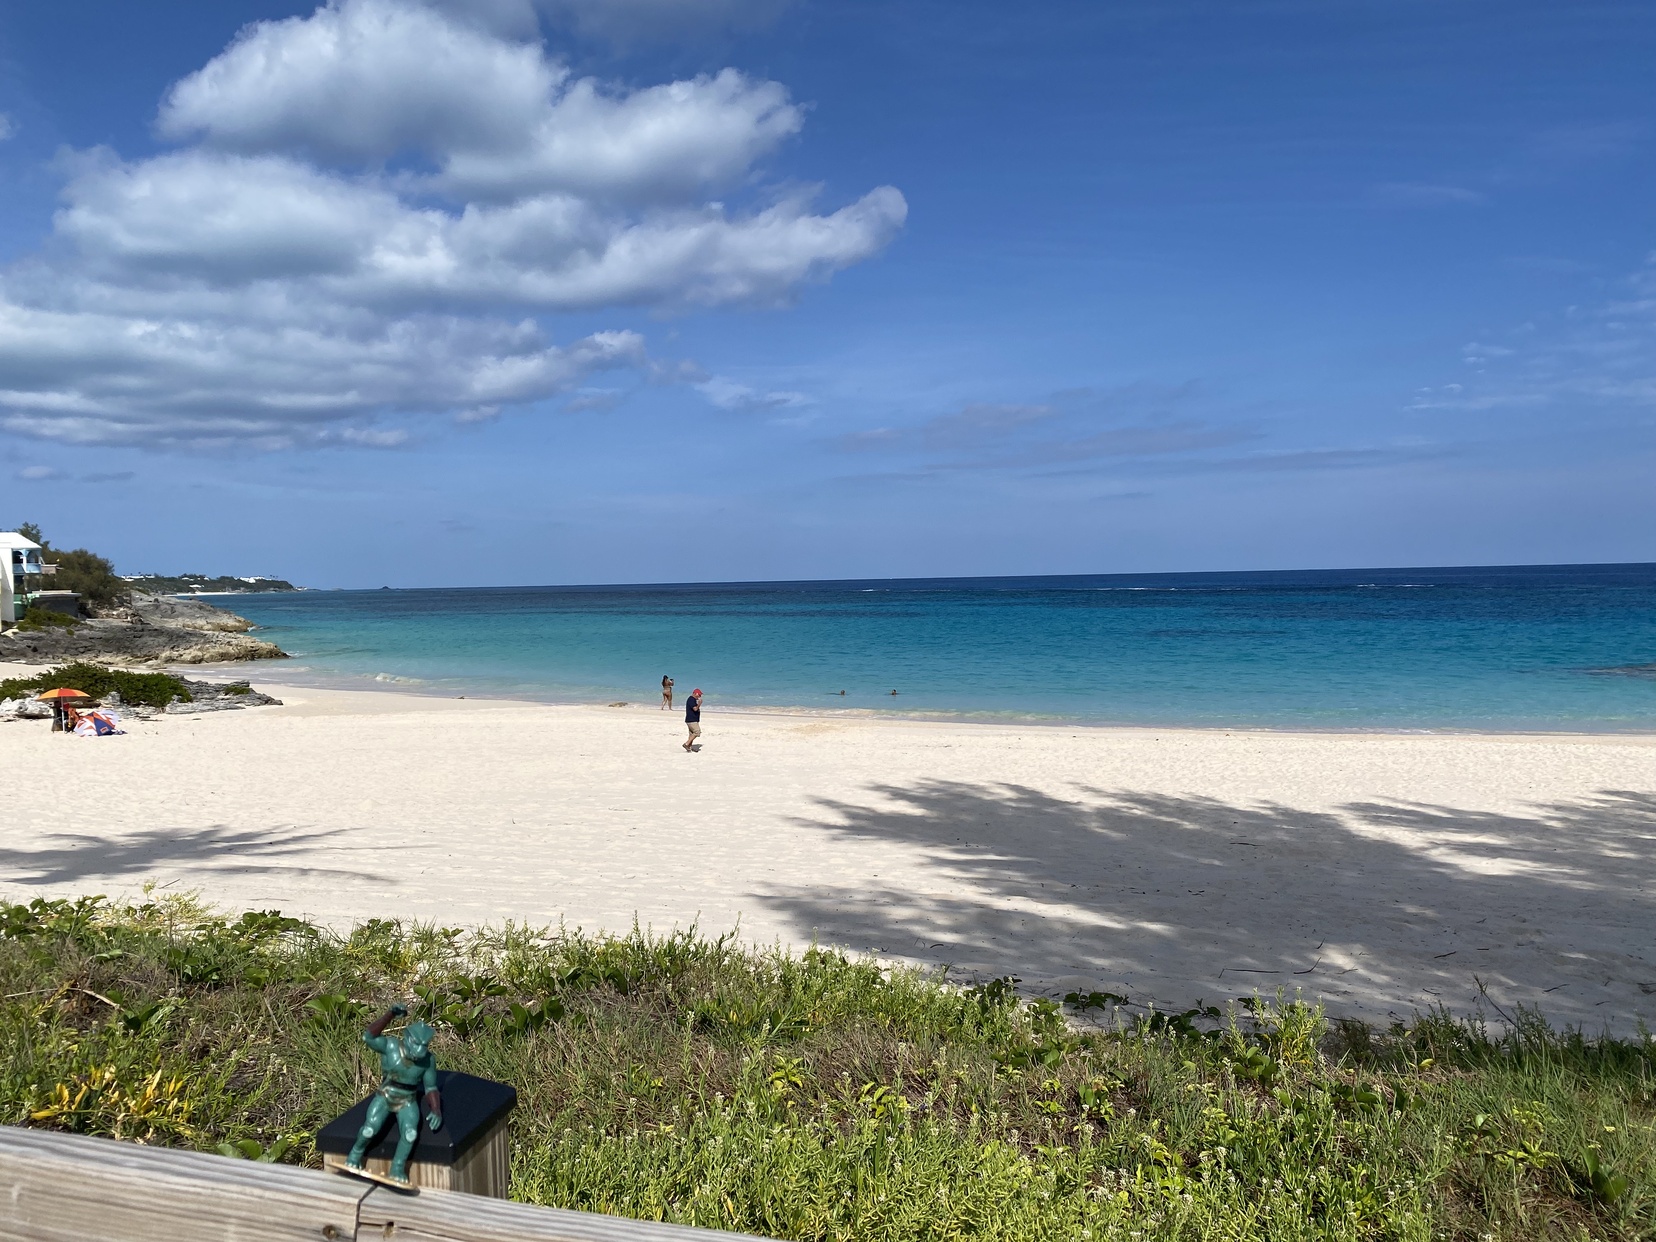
[0,592,287,665]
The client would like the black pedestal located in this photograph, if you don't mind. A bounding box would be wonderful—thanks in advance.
[317,1071,516,1196]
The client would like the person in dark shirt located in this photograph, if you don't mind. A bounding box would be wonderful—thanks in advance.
[682,687,703,751]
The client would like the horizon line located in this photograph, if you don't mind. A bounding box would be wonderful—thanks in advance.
[221,559,1656,595]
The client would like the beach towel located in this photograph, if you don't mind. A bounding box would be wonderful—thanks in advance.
[72,710,124,737]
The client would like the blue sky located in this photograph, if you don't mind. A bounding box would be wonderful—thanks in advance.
[0,0,1650,587]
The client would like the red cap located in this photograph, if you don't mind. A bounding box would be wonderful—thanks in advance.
[693,688,702,695]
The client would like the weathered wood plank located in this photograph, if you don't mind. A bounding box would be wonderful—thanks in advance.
[358,1186,766,1242]
[0,1126,371,1242]
[0,1127,770,1242]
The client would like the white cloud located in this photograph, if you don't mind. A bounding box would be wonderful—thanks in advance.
[45,148,901,312]
[0,0,904,450]
[0,302,649,450]
[16,465,60,480]
[158,0,802,202]
[0,115,15,142]
[438,70,803,203]
[696,375,808,412]
[159,0,555,165]
[337,427,410,447]
[1407,255,1656,418]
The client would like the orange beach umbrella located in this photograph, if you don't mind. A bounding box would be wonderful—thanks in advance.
[35,688,90,701]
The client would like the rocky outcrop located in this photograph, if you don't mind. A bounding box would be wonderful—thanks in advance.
[161,678,284,714]
[0,677,282,723]
[0,594,287,665]
[128,591,258,632]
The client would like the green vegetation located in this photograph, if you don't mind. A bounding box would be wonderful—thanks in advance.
[15,605,80,632]
[0,662,191,708]
[47,548,127,610]
[6,523,293,607]
[2,895,1650,1240]
[125,574,299,595]
[11,522,129,611]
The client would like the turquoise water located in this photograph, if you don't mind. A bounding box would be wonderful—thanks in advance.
[223,564,1656,731]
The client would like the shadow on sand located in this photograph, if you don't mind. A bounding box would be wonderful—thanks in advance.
[760,781,1656,1031]
[0,824,389,889]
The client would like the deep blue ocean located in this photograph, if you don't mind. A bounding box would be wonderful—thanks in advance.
[222,564,1656,731]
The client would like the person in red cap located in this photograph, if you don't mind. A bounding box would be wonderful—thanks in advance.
[682,687,703,751]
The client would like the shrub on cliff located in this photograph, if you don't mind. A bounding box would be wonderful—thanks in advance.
[15,606,80,632]
[48,548,128,611]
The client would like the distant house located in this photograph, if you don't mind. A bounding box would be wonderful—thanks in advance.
[0,531,49,624]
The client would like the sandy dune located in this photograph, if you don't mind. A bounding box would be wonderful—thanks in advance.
[3,669,1653,1032]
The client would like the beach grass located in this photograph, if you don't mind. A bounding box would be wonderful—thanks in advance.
[1,895,1651,1240]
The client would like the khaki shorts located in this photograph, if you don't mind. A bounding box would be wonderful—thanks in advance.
[687,722,702,736]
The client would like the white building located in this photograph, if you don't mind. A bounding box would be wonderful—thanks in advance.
[0,532,47,624]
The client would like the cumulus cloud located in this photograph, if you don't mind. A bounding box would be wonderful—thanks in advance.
[0,307,647,449]
[158,0,556,165]
[0,0,904,449]
[46,148,901,311]
[158,0,805,202]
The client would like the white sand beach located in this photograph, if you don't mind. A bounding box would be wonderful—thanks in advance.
[3,665,1653,1033]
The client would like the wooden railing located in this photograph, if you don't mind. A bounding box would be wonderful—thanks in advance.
[0,1126,762,1242]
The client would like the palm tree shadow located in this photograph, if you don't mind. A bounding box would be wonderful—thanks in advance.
[0,824,390,887]
[760,781,1656,1031]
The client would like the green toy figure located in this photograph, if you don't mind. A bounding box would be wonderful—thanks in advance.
[343,1003,443,1188]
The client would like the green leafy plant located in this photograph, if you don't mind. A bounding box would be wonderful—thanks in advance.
[115,999,179,1037]
[15,606,79,631]
[3,897,1654,1241]
[216,1137,296,1163]
[1063,989,1127,1012]
[503,998,563,1037]
[304,993,364,1026]
[0,662,190,709]
[1580,1146,1632,1205]
[1228,1043,1278,1085]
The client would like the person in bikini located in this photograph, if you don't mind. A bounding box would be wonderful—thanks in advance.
[661,675,674,710]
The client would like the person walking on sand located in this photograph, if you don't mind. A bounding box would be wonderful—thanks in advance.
[682,687,703,751]
[661,675,674,710]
